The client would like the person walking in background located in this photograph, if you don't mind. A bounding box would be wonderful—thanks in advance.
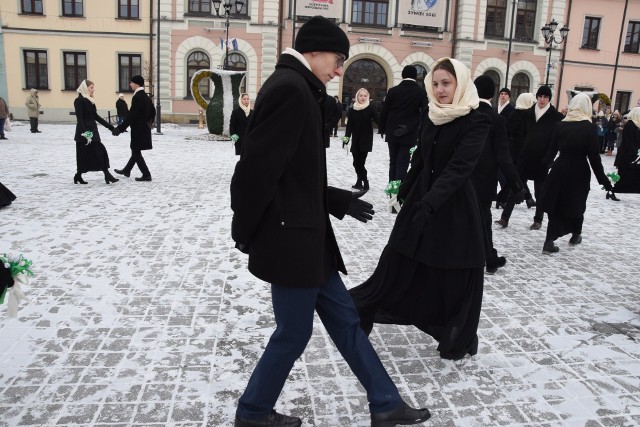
[230,16,430,427]
[350,57,491,361]
[229,93,252,156]
[378,65,428,183]
[25,88,41,133]
[0,96,9,140]
[331,95,343,137]
[606,111,622,156]
[496,87,515,120]
[539,93,614,254]
[115,93,129,126]
[73,80,118,185]
[113,75,155,182]
[344,88,378,191]
[612,107,640,195]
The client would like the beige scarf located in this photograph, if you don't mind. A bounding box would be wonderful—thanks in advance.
[628,107,640,128]
[238,93,251,117]
[352,88,370,111]
[515,93,536,110]
[425,57,479,125]
[535,102,550,121]
[76,80,95,104]
[563,93,592,123]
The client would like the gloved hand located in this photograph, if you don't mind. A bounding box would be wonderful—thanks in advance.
[112,129,121,136]
[393,124,409,137]
[397,182,409,205]
[509,187,526,205]
[412,200,432,227]
[346,190,375,223]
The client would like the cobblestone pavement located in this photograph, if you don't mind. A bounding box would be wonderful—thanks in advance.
[0,122,639,426]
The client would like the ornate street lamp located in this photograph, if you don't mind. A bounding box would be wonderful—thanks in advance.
[541,18,569,86]
[211,0,245,70]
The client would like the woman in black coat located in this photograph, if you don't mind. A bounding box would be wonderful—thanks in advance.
[613,107,640,194]
[229,93,252,156]
[344,88,378,190]
[73,80,117,184]
[349,58,490,360]
[539,93,613,254]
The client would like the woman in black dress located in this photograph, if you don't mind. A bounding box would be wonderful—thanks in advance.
[0,181,16,207]
[344,88,378,190]
[229,93,252,156]
[73,80,118,184]
[613,107,640,194]
[539,93,614,254]
[349,58,490,360]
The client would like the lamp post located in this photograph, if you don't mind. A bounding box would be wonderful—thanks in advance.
[540,18,569,86]
[211,0,245,70]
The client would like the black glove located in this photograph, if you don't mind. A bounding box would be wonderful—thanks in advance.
[393,124,409,137]
[397,182,409,205]
[108,125,115,132]
[112,129,121,136]
[412,200,432,227]
[346,190,375,223]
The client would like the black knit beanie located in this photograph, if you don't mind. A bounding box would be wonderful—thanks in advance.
[295,16,350,59]
[402,65,418,79]
[131,75,145,86]
[474,75,495,100]
[499,87,511,97]
[536,85,552,100]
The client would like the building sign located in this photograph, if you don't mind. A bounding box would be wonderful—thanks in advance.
[295,0,343,19]
[399,0,447,28]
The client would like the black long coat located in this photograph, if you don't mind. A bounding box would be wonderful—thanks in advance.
[230,54,352,288]
[389,110,491,268]
[345,104,378,153]
[471,102,521,202]
[116,98,129,117]
[614,121,640,169]
[517,105,564,181]
[540,121,611,217]
[506,108,528,164]
[117,89,155,151]
[229,107,252,155]
[379,80,428,145]
[498,102,515,121]
[74,95,113,173]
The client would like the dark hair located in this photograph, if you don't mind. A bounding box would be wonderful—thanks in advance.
[433,59,456,79]
[85,80,94,87]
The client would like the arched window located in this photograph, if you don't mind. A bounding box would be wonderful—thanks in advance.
[483,70,501,106]
[225,52,247,93]
[511,72,530,101]
[187,51,210,98]
[413,64,428,91]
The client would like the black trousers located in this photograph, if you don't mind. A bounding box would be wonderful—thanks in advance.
[123,149,150,177]
[501,178,544,223]
[387,142,411,182]
[352,151,369,181]
[29,117,39,132]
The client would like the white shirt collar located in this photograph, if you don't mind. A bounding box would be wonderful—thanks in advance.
[282,47,312,72]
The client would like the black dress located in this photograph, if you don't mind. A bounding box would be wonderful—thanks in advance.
[74,95,113,173]
[613,121,640,193]
[349,110,491,360]
[0,181,16,207]
[540,121,611,240]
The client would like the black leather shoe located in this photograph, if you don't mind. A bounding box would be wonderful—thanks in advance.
[486,256,507,274]
[135,176,152,182]
[234,410,302,427]
[371,402,431,427]
[114,169,130,178]
[526,198,536,208]
[569,234,582,245]
[542,240,559,254]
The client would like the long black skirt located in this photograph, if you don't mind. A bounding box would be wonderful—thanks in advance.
[546,213,584,241]
[0,181,16,207]
[349,246,484,358]
[76,139,110,173]
[613,167,640,194]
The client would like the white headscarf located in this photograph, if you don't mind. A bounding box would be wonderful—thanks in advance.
[76,80,95,104]
[628,107,640,128]
[515,93,536,110]
[425,57,479,125]
[352,88,370,111]
[563,92,593,122]
[238,93,251,117]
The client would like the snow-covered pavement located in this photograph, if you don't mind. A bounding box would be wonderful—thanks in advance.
[1,121,639,426]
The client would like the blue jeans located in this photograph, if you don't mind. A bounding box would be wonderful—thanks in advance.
[236,271,403,419]
[0,118,5,138]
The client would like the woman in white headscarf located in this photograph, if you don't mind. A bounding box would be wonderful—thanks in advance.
[73,80,118,184]
[350,58,491,360]
[538,92,614,254]
[613,107,640,193]
[344,87,378,190]
[229,93,252,156]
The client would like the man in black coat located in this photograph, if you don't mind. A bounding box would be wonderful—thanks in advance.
[378,65,428,182]
[472,76,525,274]
[114,75,155,181]
[494,87,516,207]
[115,94,129,126]
[517,85,564,230]
[230,16,430,427]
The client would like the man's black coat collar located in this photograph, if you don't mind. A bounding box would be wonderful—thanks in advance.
[276,53,327,96]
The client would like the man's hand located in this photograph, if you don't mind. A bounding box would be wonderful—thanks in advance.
[346,189,374,223]
[112,129,121,136]
[507,181,526,205]
[393,124,409,137]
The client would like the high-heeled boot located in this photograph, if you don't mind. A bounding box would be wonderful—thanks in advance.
[103,169,119,184]
[351,179,363,189]
[606,190,620,201]
[363,179,369,191]
[74,173,88,184]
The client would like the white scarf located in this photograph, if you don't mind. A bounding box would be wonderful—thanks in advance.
[497,101,508,114]
[515,93,536,110]
[352,88,370,111]
[76,80,95,104]
[628,107,640,128]
[238,94,251,117]
[535,102,550,121]
[563,93,592,123]
[282,47,312,72]
[425,57,479,126]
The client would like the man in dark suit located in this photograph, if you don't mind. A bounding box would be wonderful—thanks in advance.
[378,65,428,182]
[113,75,155,181]
[230,16,430,427]
[472,76,525,274]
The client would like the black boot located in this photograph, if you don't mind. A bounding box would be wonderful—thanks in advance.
[74,173,88,184]
[104,169,119,184]
[363,179,369,190]
[352,179,363,189]
[114,168,130,178]
[542,240,559,254]
[569,233,582,245]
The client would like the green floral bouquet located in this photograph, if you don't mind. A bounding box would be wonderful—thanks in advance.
[230,134,239,142]
[81,130,93,146]
[384,180,402,212]
[0,254,34,318]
